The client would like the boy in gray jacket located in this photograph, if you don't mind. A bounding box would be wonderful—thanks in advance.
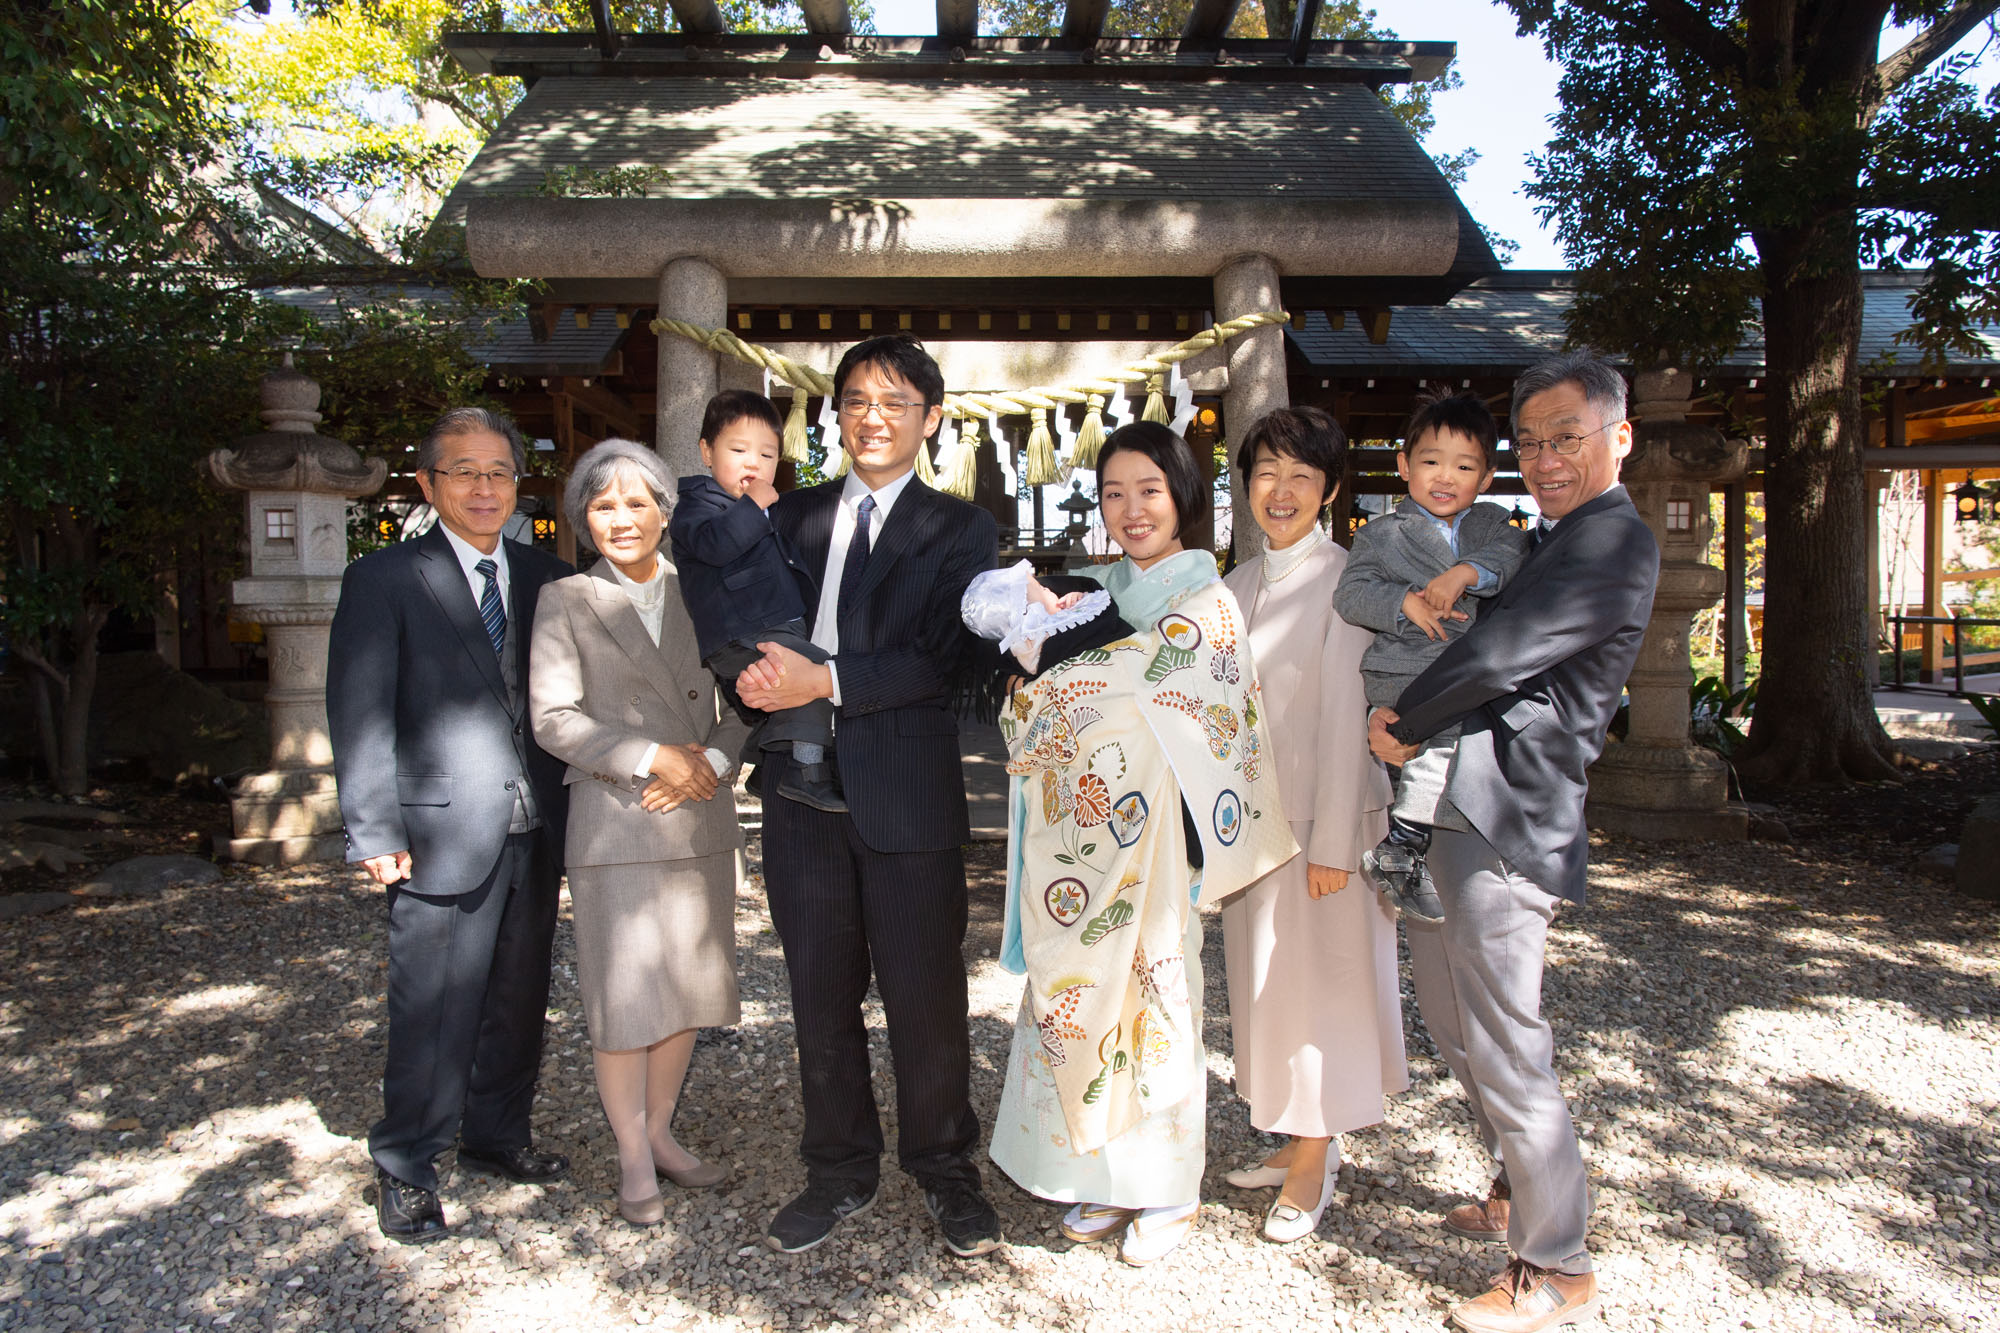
[1333,391,1528,923]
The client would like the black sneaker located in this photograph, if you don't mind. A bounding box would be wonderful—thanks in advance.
[766,1179,877,1253]
[777,761,848,813]
[1362,842,1445,925]
[924,1180,1005,1258]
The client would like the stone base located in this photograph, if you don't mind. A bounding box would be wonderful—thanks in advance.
[220,832,346,865]
[1587,800,1750,842]
[1586,741,1746,841]
[224,767,344,863]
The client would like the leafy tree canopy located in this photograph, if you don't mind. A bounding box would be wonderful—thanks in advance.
[1507,0,1998,370]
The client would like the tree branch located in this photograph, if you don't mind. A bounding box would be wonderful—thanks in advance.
[11,640,70,695]
[1615,0,1748,78]
[1876,1,1998,95]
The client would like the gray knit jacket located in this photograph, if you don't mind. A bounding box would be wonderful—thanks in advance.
[1332,499,1530,710]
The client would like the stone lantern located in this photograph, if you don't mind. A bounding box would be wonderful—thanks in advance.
[205,355,385,863]
[1586,366,1750,841]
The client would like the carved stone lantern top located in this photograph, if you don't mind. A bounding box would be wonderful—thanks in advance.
[206,353,387,499]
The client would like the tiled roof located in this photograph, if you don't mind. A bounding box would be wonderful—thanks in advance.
[443,75,1458,212]
[1288,271,2000,375]
[262,286,628,375]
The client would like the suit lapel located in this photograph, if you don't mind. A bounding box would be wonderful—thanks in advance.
[416,526,508,705]
[581,562,702,731]
[1500,486,1630,607]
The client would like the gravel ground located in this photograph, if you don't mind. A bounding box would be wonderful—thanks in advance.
[2,814,1996,1332]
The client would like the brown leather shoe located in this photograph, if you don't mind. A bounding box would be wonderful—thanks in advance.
[1450,1259,1599,1332]
[1445,1176,1510,1243]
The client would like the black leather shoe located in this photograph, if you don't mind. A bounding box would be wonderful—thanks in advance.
[767,1179,877,1253]
[457,1145,570,1184]
[777,762,848,813]
[375,1169,449,1244]
[924,1180,1005,1258]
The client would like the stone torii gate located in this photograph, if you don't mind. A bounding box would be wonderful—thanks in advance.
[441,0,1495,552]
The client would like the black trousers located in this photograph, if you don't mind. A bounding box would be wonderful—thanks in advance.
[761,763,981,1191]
[708,622,835,754]
[369,832,559,1191]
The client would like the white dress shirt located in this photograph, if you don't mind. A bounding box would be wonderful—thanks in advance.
[439,522,510,614]
[608,553,730,783]
[810,467,919,706]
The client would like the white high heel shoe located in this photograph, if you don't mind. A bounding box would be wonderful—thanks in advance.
[1262,1152,1339,1244]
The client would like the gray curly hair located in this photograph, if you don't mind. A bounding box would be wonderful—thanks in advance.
[563,438,676,555]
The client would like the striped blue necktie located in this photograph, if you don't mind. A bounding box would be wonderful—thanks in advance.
[474,557,507,657]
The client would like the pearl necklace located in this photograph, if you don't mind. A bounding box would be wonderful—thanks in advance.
[1261,525,1327,584]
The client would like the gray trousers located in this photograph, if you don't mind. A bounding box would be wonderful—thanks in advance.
[1406,824,1592,1273]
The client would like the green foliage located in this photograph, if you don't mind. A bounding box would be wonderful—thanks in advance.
[1504,1,1998,372]
[1691,673,1758,759]
[1965,691,2000,738]
[535,163,674,197]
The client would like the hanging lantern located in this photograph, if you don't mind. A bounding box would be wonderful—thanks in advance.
[1508,503,1532,530]
[1955,474,1985,524]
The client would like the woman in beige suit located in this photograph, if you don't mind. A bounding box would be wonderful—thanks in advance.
[530,439,752,1226]
[1219,407,1408,1244]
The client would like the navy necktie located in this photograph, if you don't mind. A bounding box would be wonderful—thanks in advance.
[475,557,507,657]
[837,494,877,616]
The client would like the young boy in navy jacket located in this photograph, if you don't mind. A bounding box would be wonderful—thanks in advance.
[668,390,843,812]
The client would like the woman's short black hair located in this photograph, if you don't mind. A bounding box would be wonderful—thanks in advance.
[1404,389,1500,467]
[1233,406,1347,504]
[831,334,946,409]
[699,389,783,445]
[1096,421,1209,539]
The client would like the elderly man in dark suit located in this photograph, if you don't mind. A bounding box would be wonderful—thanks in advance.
[327,407,573,1243]
[736,335,1002,1258]
[1370,352,1659,1333]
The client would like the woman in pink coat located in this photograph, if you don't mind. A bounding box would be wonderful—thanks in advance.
[1219,407,1408,1244]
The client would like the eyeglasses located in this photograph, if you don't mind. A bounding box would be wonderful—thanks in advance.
[837,396,922,421]
[1512,420,1619,462]
[430,466,519,486]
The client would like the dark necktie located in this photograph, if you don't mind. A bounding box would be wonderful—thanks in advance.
[475,557,507,657]
[837,494,877,617]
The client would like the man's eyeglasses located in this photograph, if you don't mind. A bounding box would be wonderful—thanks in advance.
[1511,420,1620,462]
[430,466,520,486]
[837,396,922,421]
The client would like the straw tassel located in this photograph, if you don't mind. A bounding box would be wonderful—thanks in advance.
[1023,407,1059,486]
[1073,393,1107,467]
[916,431,938,485]
[782,384,811,463]
[1142,375,1169,425]
[940,417,981,499]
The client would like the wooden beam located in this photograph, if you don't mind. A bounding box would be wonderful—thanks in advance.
[665,0,726,36]
[560,377,641,440]
[1182,0,1243,41]
[799,0,852,37]
[1060,0,1111,49]
[936,0,978,43]
[1289,0,1327,63]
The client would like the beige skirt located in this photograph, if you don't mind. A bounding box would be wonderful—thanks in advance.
[567,852,742,1051]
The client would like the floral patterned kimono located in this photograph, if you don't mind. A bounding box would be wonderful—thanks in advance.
[988,551,1298,1208]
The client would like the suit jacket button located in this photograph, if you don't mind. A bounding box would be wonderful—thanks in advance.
[688,689,699,700]
[504,780,516,790]
[631,695,641,706]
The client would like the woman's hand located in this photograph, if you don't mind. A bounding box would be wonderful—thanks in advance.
[1306,864,1349,899]
[644,741,718,810]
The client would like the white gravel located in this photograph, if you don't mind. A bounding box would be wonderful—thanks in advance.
[1,829,1995,1331]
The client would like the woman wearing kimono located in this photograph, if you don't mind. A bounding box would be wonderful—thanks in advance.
[1218,407,1406,1244]
[987,422,1297,1266]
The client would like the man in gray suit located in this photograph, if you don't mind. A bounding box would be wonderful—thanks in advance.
[1369,352,1659,1333]
[328,407,573,1243]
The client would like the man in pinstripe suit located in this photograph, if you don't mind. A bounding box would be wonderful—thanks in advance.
[737,335,1003,1257]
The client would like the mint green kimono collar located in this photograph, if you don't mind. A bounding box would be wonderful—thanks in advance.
[1086,549,1220,625]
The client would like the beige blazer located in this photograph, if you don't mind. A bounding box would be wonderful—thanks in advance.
[1224,539,1391,872]
[529,560,753,869]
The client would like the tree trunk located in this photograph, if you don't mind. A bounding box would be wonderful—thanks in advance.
[55,609,105,797]
[1734,230,1899,785]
